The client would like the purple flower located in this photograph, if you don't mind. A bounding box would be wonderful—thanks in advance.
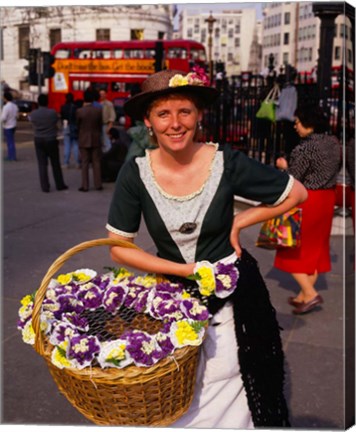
[155,282,184,297]
[49,321,80,345]
[124,285,149,310]
[61,312,89,332]
[68,334,100,367]
[122,330,165,367]
[180,298,209,321]
[215,262,239,298]
[149,295,181,320]
[56,294,85,315]
[77,285,103,310]
[102,284,128,314]
[92,275,111,291]
[155,329,175,356]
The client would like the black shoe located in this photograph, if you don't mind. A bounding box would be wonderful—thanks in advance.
[78,187,88,192]
[42,189,50,193]
[96,186,103,191]
[57,185,68,191]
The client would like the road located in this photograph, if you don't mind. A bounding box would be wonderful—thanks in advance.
[2,121,355,429]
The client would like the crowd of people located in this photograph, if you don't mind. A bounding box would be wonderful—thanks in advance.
[1,88,131,192]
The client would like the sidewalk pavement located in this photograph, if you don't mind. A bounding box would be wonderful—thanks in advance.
[2,142,355,429]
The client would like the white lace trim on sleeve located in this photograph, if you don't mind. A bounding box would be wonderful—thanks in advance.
[105,223,138,238]
[273,175,295,206]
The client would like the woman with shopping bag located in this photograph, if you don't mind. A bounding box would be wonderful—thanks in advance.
[274,105,341,314]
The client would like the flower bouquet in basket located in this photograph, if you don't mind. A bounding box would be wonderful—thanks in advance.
[17,238,239,426]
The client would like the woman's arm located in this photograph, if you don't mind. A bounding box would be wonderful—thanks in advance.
[230,178,308,257]
[108,231,195,277]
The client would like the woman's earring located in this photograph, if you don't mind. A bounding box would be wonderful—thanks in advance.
[147,127,154,137]
[198,121,203,131]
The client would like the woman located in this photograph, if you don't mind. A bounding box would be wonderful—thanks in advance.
[106,69,307,428]
[275,105,341,314]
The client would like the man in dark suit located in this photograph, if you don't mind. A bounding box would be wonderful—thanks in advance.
[29,94,68,192]
[76,90,103,191]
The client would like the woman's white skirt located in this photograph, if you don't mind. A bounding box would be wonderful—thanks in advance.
[171,301,254,429]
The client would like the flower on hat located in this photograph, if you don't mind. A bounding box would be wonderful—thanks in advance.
[169,66,210,89]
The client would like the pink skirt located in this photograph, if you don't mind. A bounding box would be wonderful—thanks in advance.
[274,188,336,274]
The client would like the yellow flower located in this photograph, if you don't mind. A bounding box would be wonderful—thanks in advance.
[175,321,199,346]
[20,294,33,307]
[22,321,35,345]
[51,341,71,369]
[57,273,72,285]
[169,74,189,88]
[107,344,126,361]
[197,266,215,296]
[182,290,191,299]
[134,275,157,288]
[73,272,91,283]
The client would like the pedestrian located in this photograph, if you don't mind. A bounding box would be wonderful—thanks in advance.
[1,91,19,161]
[99,89,116,153]
[60,93,80,169]
[76,90,103,192]
[28,94,68,193]
[275,104,341,314]
[101,127,128,182]
[105,69,307,428]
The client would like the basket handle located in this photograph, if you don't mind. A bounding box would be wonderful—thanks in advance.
[32,237,140,355]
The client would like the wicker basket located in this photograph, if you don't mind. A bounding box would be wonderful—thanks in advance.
[31,238,201,426]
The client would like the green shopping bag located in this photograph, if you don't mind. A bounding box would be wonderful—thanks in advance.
[256,85,280,122]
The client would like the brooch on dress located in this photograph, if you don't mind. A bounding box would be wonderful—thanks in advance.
[179,222,197,234]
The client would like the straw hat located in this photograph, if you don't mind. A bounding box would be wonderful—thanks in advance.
[124,69,219,119]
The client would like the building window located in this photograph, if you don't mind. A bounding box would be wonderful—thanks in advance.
[234,37,240,47]
[18,26,30,59]
[284,33,289,45]
[158,31,165,40]
[284,12,290,25]
[130,29,143,40]
[228,28,233,38]
[348,48,353,64]
[49,28,61,49]
[283,52,289,64]
[187,28,193,38]
[334,46,341,60]
[97,28,111,40]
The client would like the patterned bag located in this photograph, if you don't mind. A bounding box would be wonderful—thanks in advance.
[256,207,302,250]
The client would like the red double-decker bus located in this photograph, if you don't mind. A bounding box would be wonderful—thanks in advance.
[48,39,207,113]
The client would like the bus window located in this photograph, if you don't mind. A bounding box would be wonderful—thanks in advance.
[124,49,145,59]
[111,82,125,92]
[93,50,111,59]
[191,48,206,61]
[74,49,92,59]
[73,80,91,91]
[91,82,108,91]
[54,49,70,59]
[167,48,187,59]
[145,49,156,59]
[113,49,123,58]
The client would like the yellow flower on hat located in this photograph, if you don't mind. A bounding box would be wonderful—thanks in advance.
[169,74,189,88]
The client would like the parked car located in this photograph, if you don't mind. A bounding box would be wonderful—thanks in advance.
[14,99,38,121]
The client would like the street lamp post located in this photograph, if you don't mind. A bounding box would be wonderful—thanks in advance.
[205,12,216,83]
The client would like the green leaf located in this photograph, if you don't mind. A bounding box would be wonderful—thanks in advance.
[57,345,67,358]
[106,357,123,367]
[186,273,201,281]
[191,320,208,333]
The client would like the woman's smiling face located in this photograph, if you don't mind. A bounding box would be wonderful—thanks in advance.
[144,94,202,153]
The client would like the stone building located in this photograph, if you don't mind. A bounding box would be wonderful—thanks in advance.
[177,7,260,77]
[0,5,174,95]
